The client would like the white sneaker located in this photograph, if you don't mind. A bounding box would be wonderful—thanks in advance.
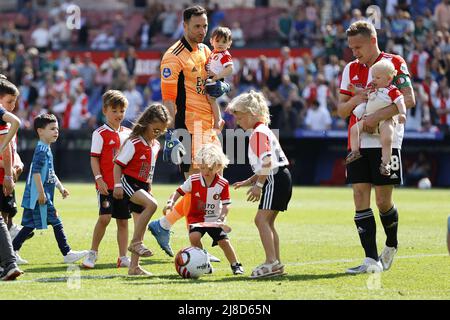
[64,250,89,264]
[379,246,397,271]
[81,250,98,269]
[14,251,28,265]
[9,224,22,241]
[346,257,383,274]
[207,253,221,263]
[117,256,130,268]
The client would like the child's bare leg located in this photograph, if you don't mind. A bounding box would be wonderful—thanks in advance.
[128,192,157,273]
[379,119,394,165]
[116,218,128,257]
[90,214,111,252]
[350,120,364,153]
[189,232,203,248]
[208,96,224,131]
[218,239,238,265]
[268,211,280,263]
[254,209,277,264]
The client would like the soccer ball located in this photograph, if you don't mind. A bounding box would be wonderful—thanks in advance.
[417,177,432,189]
[174,246,212,279]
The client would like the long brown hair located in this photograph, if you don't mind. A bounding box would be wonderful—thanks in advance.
[129,103,171,139]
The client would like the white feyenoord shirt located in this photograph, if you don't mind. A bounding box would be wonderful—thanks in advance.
[177,173,231,224]
[248,122,289,175]
[206,49,233,76]
[340,52,410,149]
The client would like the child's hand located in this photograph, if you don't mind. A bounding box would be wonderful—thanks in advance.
[96,178,109,196]
[162,203,173,215]
[398,113,406,124]
[233,179,252,189]
[60,187,69,199]
[214,119,225,134]
[3,177,14,196]
[38,192,47,205]
[13,165,23,182]
[246,185,262,202]
[113,186,123,200]
[208,71,218,81]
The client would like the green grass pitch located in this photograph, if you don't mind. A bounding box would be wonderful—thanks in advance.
[1,183,449,300]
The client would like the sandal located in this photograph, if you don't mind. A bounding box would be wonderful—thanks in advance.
[128,242,154,257]
[128,265,153,276]
[345,151,362,165]
[249,260,285,279]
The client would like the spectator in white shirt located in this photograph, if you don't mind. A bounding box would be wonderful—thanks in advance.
[304,100,332,131]
[231,22,245,48]
[31,20,50,52]
[123,79,144,126]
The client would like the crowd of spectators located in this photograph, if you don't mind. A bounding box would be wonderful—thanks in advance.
[0,0,449,136]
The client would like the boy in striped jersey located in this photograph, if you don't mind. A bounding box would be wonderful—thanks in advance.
[163,144,243,275]
[83,90,132,269]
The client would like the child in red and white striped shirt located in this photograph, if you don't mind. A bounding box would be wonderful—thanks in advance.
[113,103,170,276]
[163,144,244,275]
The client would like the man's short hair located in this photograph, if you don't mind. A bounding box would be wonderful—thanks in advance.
[34,113,57,135]
[183,5,207,22]
[346,20,377,38]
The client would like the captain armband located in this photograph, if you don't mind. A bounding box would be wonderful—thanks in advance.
[393,74,412,89]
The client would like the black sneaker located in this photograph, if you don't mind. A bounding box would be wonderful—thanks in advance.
[231,262,244,275]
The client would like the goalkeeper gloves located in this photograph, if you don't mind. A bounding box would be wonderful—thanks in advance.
[205,80,231,98]
[163,129,186,164]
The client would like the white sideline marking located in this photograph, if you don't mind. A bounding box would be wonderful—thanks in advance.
[288,253,448,266]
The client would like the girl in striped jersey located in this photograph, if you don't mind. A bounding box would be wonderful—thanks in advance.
[113,104,170,276]
[227,91,292,279]
[163,144,243,275]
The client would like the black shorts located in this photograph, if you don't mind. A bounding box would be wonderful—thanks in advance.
[98,191,131,220]
[346,148,403,185]
[189,226,228,247]
[258,167,293,212]
[178,133,192,174]
[0,188,17,217]
[120,175,150,214]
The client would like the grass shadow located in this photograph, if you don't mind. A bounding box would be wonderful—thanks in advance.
[122,272,352,286]
[34,275,126,283]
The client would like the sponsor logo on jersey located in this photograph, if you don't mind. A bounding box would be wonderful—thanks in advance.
[162,67,171,78]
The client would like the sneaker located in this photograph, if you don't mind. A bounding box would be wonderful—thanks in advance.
[64,250,89,264]
[81,250,97,269]
[231,262,244,275]
[346,257,383,274]
[117,256,130,268]
[208,253,221,263]
[14,251,28,265]
[1,266,23,281]
[379,246,397,271]
[148,220,174,257]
